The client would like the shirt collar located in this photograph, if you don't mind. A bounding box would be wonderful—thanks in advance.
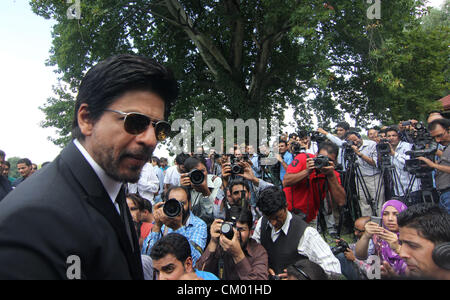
[73,139,122,203]
[268,210,292,236]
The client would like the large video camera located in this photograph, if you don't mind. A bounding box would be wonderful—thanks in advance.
[376,139,392,168]
[310,131,327,144]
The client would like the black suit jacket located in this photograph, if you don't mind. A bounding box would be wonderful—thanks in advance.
[0,176,12,202]
[0,142,144,280]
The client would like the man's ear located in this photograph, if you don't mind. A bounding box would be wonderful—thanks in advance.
[77,103,95,137]
[184,257,194,273]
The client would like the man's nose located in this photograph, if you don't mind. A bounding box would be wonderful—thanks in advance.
[135,125,158,148]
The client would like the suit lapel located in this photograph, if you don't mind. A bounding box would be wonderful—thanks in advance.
[60,142,143,279]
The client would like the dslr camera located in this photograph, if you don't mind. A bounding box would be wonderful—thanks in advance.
[331,239,350,256]
[313,155,330,169]
[163,198,184,218]
[230,155,245,175]
[220,221,236,240]
[310,131,327,144]
[188,168,205,185]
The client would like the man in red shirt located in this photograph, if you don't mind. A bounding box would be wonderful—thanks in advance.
[283,141,346,223]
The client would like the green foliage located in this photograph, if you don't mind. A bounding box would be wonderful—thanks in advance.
[7,157,21,179]
[29,0,449,147]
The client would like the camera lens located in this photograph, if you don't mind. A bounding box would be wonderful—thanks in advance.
[231,164,243,174]
[163,199,183,218]
[220,222,234,240]
[189,169,205,185]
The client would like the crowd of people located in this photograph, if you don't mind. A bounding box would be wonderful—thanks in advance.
[0,54,449,281]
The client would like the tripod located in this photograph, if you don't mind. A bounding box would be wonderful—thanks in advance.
[337,150,376,237]
[403,171,439,205]
[374,161,403,214]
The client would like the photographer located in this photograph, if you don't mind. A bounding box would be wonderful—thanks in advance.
[298,130,319,155]
[318,121,350,168]
[283,141,346,223]
[416,119,450,213]
[206,149,222,176]
[385,127,421,202]
[142,186,207,267]
[333,216,373,280]
[345,131,384,216]
[196,207,269,280]
[180,156,222,226]
[217,157,272,219]
[276,139,294,186]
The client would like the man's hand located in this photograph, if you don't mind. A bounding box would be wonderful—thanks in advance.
[269,268,288,280]
[317,128,328,136]
[417,156,436,169]
[210,219,223,245]
[306,158,316,174]
[344,249,356,262]
[180,173,191,187]
[219,228,245,264]
[236,161,258,185]
[152,202,182,231]
[276,154,284,163]
[320,160,336,177]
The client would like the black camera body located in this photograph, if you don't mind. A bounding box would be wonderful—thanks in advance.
[189,168,205,185]
[331,239,350,256]
[220,221,235,240]
[163,198,183,218]
[230,155,245,175]
[310,131,327,144]
[376,139,391,155]
[313,155,330,169]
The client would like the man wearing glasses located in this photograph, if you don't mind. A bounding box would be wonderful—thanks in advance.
[334,216,375,280]
[0,54,177,279]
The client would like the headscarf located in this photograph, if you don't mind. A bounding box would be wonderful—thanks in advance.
[375,200,408,275]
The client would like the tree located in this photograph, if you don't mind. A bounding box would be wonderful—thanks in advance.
[30,0,439,147]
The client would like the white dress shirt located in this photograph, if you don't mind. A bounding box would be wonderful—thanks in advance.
[391,141,420,196]
[252,211,341,275]
[128,162,160,204]
[73,139,122,214]
[163,165,181,186]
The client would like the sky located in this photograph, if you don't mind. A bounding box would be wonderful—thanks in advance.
[0,0,446,165]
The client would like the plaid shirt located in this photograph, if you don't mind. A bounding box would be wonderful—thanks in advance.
[141,214,207,267]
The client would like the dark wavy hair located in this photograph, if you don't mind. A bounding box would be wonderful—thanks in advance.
[150,233,191,263]
[397,204,450,245]
[256,186,287,217]
[72,54,178,141]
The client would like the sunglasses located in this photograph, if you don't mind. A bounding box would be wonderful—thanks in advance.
[104,109,170,141]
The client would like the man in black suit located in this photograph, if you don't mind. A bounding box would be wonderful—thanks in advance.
[0,54,178,279]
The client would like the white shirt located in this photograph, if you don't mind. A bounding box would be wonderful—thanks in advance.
[252,211,341,275]
[128,162,160,204]
[391,141,420,196]
[357,139,380,177]
[164,165,181,186]
[73,139,122,214]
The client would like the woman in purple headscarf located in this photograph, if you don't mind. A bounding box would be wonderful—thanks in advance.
[355,200,408,276]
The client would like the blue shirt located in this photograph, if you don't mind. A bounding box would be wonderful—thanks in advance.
[142,214,207,267]
[280,151,293,181]
[195,270,219,280]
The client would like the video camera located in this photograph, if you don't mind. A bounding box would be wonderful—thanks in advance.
[376,138,392,168]
[310,131,327,144]
[405,147,437,175]
[313,155,330,169]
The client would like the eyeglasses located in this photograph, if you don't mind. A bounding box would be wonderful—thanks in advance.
[104,109,170,141]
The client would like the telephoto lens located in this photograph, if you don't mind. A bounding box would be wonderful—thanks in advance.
[163,198,183,218]
[220,222,234,240]
[189,169,205,185]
